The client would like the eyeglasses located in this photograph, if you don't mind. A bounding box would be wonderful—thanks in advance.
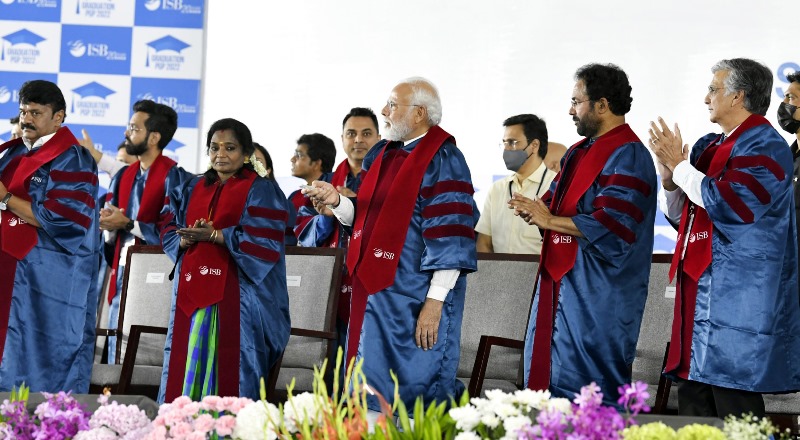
[126,124,143,133]
[385,101,420,111]
[292,150,308,160]
[570,98,590,108]
[344,130,375,139]
[499,139,531,150]
[707,85,726,95]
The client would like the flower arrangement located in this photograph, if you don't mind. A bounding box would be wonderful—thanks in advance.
[0,357,796,439]
[144,394,251,439]
[74,393,153,439]
[0,384,90,440]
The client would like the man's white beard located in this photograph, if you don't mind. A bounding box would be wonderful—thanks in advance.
[384,118,413,141]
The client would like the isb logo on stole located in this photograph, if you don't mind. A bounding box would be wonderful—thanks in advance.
[61,25,132,75]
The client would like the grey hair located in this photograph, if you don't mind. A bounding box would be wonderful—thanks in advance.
[402,76,442,126]
[711,58,773,116]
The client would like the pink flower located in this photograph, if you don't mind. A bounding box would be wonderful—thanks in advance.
[193,414,215,433]
[170,421,192,437]
[186,432,205,440]
[215,415,236,436]
[201,395,222,413]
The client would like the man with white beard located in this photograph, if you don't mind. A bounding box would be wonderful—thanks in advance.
[305,77,478,421]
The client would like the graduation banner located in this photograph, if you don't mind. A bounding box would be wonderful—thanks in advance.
[0,0,206,192]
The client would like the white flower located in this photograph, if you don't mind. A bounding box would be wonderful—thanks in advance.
[502,415,532,439]
[449,405,482,431]
[512,388,551,411]
[250,153,269,178]
[542,397,572,415]
[480,413,500,429]
[233,400,280,440]
[484,389,515,404]
[282,392,322,433]
[454,432,481,440]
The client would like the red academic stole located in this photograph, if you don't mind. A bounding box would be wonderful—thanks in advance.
[107,154,176,304]
[328,160,354,324]
[527,124,640,391]
[0,127,79,359]
[345,126,453,363]
[664,114,769,377]
[165,169,256,401]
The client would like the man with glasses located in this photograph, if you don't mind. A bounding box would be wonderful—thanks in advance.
[650,58,800,418]
[297,108,381,357]
[511,63,657,406]
[286,133,336,246]
[476,114,556,254]
[0,80,99,392]
[306,77,478,422]
[100,99,190,363]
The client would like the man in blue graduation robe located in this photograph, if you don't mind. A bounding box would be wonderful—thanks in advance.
[298,108,381,356]
[101,99,190,363]
[308,78,478,416]
[0,80,100,393]
[511,64,657,406]
[650,58,800,418]
[285,133,336,246]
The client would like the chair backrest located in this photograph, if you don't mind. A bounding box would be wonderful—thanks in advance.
[280,247,343,376]
[458,253,539,385]
[631,254,675,400]
[116,245,175,366]
[94,267,112,363]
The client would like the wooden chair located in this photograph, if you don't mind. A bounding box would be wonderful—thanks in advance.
[458,253,539,398]
[265,247,343,402]
[90,245,173,399]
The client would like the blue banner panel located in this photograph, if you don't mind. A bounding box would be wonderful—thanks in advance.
[130,77,200,130]
[0,0,62,23]
[60,24,132,74]
[0,71,59,118]
[134,0,204,29]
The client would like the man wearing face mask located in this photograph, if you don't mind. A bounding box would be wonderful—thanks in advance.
[475,114,556,253]
[778,71,800,278]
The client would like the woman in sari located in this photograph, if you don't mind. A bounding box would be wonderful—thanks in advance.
[157,118,290,402]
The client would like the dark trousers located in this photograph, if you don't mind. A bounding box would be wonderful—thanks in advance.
[678,380,765,419]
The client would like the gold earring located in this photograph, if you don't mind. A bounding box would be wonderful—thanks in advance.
[244,157,250,164]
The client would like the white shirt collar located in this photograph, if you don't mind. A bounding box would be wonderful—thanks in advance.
[403,131,428,146]
[22,130,58,151]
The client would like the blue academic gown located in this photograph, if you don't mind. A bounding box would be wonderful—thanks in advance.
[0,137,100,393]
[157,174,291,402]
[675,126,800,392]
[523,137,657,406]
[287,171,333,246]
[354,139,479,414]
[105,162,190,363]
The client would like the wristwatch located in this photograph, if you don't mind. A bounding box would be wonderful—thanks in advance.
[0,192,12,211]
[124,220,135,232]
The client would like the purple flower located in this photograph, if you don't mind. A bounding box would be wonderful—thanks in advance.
[616,381,651,420]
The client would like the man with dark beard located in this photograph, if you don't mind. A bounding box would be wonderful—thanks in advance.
[509,63,657,407]
[101,99,190,363]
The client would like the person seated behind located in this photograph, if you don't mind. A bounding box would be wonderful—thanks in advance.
[285,133,336,245]
[476,114,556,254]
[158,118,290,402]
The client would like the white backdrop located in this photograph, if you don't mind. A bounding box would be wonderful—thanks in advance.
[201,0,797,250]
